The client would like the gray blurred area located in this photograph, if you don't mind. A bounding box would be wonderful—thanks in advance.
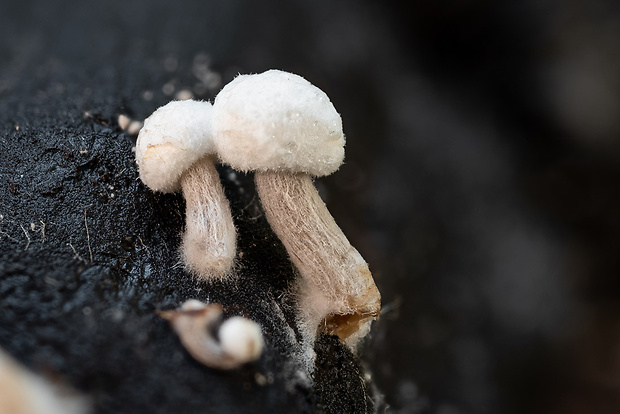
[1,0,620,413]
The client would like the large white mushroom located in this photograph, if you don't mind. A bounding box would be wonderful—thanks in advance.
[211,70,381,348]
[135,100,236,280]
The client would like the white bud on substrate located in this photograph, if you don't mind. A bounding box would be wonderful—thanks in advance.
[212,70,381,349]
[219,316,264,363]
[135,100,237,280]
[159,300,264,370]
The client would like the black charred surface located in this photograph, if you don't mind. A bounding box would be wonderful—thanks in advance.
[313,335,375,414]
[0,1,376,412]
[0,93,322,412]
[0,89,373,411]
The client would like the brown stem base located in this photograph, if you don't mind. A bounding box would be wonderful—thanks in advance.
[255,171,380,346]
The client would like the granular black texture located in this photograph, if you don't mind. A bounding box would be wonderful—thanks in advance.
[313,335,375,413]
[0,88,376,412]
[0,88,373,412]
[0,1,379,412]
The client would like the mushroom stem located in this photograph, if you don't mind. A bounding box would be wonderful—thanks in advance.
[254,171,380,345]
[180,156,236,280]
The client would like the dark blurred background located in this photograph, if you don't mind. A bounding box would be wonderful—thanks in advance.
[2,0,620,413]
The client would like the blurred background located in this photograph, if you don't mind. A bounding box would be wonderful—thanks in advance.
[2,0,620,413]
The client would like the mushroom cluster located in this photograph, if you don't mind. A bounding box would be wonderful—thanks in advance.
[136,70,381,349]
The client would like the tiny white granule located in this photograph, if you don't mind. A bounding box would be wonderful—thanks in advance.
[117,114,130,130]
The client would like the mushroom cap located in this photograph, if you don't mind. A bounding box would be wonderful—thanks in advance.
[212,70,345,177]
[219,316,264,363]
[135,99,215,193]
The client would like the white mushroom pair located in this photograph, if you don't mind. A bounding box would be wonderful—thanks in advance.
[136,70,380,348]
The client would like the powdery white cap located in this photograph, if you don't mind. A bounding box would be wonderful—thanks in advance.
[212,70,345,177]
[219,316,264,363]
[136,99,215,193]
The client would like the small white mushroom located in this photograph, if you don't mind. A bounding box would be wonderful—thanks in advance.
[136,100,237,280]
[212,70,381,348]
[158,299,264,369]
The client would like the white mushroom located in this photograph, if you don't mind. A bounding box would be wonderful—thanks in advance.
[158,299,264,369]
[136,100,236,280]
[212,70,381,348]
